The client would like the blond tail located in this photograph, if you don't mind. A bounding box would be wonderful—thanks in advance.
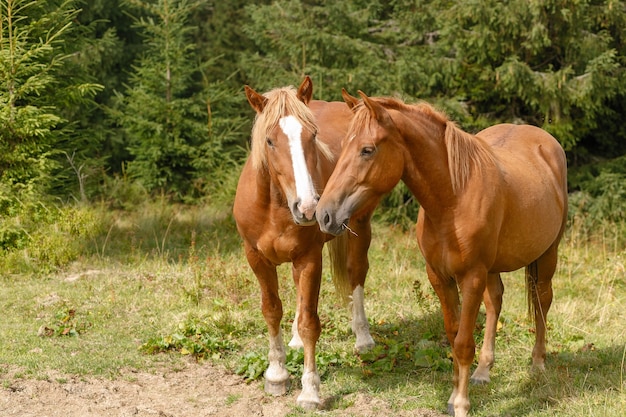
[326,233,352,305]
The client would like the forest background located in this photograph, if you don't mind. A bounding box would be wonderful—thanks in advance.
[2,0,626,271]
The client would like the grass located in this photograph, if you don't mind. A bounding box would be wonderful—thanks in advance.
[0,200,625,416]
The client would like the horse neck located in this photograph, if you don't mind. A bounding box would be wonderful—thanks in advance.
[393,109,457,214]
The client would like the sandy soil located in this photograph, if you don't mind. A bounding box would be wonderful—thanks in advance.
[1,362,447,417]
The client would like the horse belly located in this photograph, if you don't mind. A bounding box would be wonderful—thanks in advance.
[492,192,564,272]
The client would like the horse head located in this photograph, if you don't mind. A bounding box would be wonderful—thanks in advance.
[245,76,331,226]
[317,91,405,235]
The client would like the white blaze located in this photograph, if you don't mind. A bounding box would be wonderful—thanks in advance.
[279,115,317,219]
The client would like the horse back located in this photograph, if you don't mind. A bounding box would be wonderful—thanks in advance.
[309,100,353,155]
[477,123,567,198]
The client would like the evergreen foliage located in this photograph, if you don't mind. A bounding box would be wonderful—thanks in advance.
[0,0,101,195]
[1,0,626,246]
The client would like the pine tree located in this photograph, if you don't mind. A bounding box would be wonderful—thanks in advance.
[434,0,626,152]
[114,0,223,199]
[0,0,102,199]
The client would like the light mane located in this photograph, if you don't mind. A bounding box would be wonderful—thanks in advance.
[250,86,333,170]
[443,119,497,194]
[348,97,496,194]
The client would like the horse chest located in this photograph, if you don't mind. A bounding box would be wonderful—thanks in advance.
[257,224,320,264]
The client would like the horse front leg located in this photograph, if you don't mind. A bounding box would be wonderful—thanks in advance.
[245,246,290,395]
[424,264,461,416]
[471,272,503,384]
[450,270,487,417]
[292,255,323,410]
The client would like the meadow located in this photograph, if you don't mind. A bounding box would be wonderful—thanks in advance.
[0,200,624,416]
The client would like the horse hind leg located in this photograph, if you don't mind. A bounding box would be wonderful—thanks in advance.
[328,222,375,353]
[288,308,304,349]
[351,285,375,352]
[527,245,558,372]
[471,272,503,385]
[288,270,303,349]
[348,218,375,352]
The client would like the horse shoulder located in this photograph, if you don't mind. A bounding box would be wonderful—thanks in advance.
[417,208,487,277]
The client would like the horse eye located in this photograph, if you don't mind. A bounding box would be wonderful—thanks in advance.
[360,146,375,158]
[266,138,274,148]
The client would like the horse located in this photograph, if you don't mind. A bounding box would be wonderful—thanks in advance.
[316,91,568,417]
[232,77,376,410]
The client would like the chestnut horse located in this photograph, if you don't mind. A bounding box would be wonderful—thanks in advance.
[233,78,375,409]
[316,91,567,417]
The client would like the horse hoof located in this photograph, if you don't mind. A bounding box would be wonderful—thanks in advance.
[447,402,455,416]
[264,378,290,396]
[531,362,546,373]
[355,337,375,353]
[297,399,321,411]
[470,375,490,385]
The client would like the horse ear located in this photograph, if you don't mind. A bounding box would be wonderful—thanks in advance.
[342,88,360,111]
[297,75,313,104]
[245,85,268,113]
[358,91,393,126]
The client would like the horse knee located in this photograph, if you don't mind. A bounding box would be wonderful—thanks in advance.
[297,311,321,342]
[454,338,476,366]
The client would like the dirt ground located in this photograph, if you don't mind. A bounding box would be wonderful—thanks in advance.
[1,362,447,417]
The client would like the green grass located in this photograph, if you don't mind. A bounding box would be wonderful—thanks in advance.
[1,201,625,416]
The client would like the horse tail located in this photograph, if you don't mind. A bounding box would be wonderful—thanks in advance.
[525,260,539,320]
[326,233,352,305]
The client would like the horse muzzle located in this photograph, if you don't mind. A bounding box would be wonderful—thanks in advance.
[316,205,348,236]
[290,196,319,226]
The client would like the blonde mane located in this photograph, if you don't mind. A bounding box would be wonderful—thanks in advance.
[250,86,333,170]
[349,97,496,194]
[443,120,496,193]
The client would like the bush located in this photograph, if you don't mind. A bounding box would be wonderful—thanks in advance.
[0,195,104,274]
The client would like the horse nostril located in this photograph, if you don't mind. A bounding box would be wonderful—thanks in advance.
[292,199,301,213]
[323,211,331,227]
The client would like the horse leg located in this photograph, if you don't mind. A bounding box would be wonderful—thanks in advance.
[245,246,289,395]
[288,273,304,349]
[450,270,487,417]
[289,309,304,348]
[292,255,323,410]
[425,264,462,416]
[471,272,503,384]
[529,245,558,372]
[347,216,374,352]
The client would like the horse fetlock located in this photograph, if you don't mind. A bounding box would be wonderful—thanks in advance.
[452,398,470,417]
